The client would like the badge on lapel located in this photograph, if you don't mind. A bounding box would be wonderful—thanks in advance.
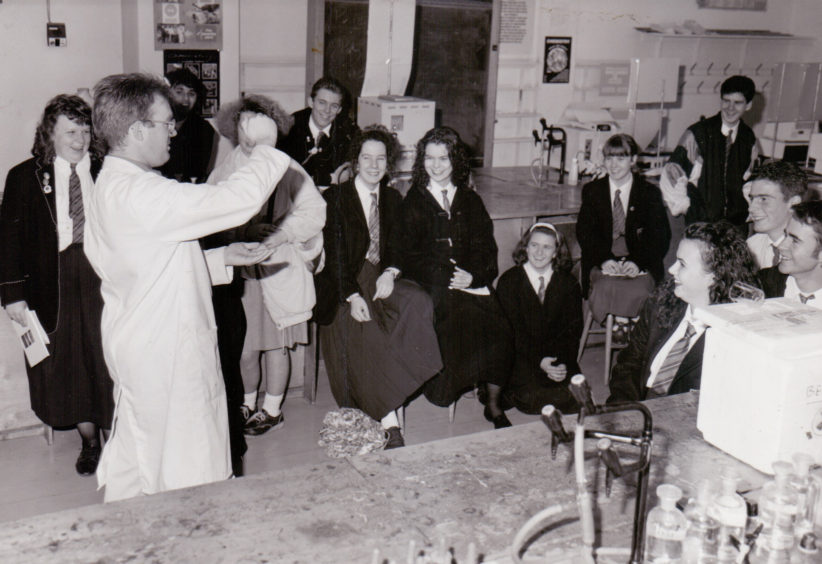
[42,172,52,194]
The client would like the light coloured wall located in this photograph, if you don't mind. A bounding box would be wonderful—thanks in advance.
[0,0,124,182]
[239,0,308,113]
[494,0,815,166]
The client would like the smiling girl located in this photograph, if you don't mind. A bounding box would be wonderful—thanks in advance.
[399,127,512,428]
[496,223,583,414]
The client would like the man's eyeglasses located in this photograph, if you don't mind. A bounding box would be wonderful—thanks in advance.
[143,119,177,133]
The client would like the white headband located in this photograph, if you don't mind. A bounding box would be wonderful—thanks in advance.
[528,222,559,238]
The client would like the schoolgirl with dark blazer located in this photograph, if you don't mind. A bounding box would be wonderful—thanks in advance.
[496,223,583,414]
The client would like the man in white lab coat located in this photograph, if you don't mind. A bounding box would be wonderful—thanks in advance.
[85,73,291,501]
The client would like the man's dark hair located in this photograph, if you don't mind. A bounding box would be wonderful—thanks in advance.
[791,200,822,254]
[165,68,206,111]
[751,160,808,201]
[310,76,347,100]
[721,75,756,103]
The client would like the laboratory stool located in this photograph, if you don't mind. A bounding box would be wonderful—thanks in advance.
[577,310,629,386]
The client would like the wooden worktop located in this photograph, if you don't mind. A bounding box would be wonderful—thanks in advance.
[0,392,767,563]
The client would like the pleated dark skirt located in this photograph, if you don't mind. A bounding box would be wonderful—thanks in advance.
[321,261,442,421]
[27,243,114,428]
[422,288,511,407]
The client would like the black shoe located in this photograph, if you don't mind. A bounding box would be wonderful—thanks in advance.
[483,406,512,429]
[75,444,101,476]
[384,426,405,450]
[244,409,284,436]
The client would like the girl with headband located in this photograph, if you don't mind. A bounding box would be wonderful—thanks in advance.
[496,223,583,414]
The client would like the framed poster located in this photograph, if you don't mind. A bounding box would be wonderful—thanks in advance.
[155,1,222,50]
[164,49,220,117]
[543,37,571,84]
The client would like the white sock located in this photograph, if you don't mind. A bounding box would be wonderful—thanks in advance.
[381,411,399,430]
[243,392,257,411]
[262,393,284,416]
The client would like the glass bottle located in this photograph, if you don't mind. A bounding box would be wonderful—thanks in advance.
[790,532,818,564]
[708,470,747,563]
[683,479,719,563]
[791,452,818,538]
[754,461,799,564]
[645,484,687,563]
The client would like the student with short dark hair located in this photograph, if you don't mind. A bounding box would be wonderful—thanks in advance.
[760,201,822,308]
[158,68,219,183]
[277,76,358,189]
[664,75,759,227]
[746,160,808,269]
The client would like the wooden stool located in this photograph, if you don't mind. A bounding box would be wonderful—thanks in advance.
[577,310,628,385]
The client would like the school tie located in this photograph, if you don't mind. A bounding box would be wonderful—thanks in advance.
[68,163,84,244]
[650,323,696,397]
[611,188,629,256]
[771,244,780,267]
[314,130,326,150]
[723,131,733,187]
[612,189,625,238]
[799,293,815,305]
[441,189,451,217]
[365,192,380,265]
[537,276,546,304]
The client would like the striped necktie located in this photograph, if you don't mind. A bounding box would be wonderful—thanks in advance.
[723,131,733,191]
[537,275,546,304]
[68,163,84,244]
[365,192,380,264]
[441,189,451,217]
[611,188,628,256]
[649,323,696,397]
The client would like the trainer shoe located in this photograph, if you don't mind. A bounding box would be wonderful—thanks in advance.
[244,409,284,436]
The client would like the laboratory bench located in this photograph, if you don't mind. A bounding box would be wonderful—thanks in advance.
[0,392,771,564]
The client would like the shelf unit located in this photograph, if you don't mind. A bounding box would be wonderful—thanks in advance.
[492,58,543,167]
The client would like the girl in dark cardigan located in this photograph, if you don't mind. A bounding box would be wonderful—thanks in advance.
[497,223,583,414]
[399,126,512,428]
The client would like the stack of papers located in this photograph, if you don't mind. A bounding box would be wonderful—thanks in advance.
[10,308,50,367]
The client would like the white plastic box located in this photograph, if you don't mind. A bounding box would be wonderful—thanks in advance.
[357,96,435,171]
[695,298,822,474]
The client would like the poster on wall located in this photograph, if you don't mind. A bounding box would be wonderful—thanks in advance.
[154,1,222,50]
[543,37,571,84]
[164,50,220,117]
[696,0,766,10]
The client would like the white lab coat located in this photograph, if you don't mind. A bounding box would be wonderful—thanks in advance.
[84,147,290,501]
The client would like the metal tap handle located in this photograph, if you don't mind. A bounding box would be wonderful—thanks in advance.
[541,405,572,443]
[569,374,597,415]
[597,438,624,478]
